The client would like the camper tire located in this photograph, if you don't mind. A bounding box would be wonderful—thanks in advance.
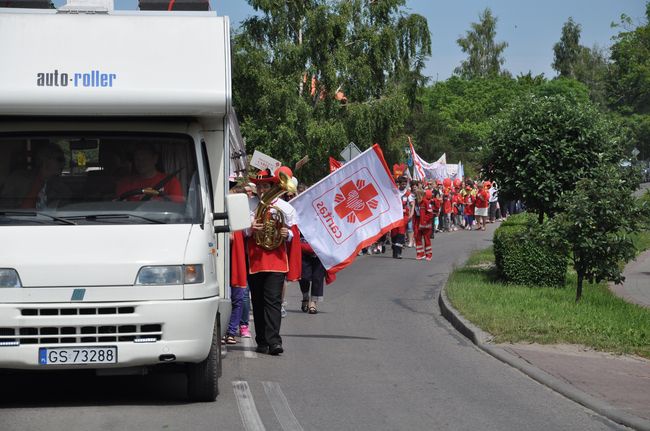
[187,317,220,402]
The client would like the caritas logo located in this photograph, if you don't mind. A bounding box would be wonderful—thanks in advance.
[312,168,391,245]
[334,179,379,223]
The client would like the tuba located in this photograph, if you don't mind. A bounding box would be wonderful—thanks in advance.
[253,171,297,250]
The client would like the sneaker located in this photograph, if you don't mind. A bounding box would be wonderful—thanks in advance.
[239,324,251,338]
[223,334,237,345]
[281,305,287,318]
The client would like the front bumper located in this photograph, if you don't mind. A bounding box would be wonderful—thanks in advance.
[0,297,219,370]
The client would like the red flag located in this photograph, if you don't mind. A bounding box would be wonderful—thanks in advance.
[329,156,342,173]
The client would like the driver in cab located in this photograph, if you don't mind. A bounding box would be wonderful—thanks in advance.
[115,145,184,203]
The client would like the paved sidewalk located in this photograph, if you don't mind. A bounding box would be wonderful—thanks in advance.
[498,344,650,422]
[439,268,650,431]
[610,249,650,308]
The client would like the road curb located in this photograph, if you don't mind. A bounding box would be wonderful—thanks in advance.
[438,284,650,431]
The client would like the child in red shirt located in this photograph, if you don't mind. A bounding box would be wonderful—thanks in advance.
[463,186,475,230]
[415,190,435,260]
[474,182,490,231]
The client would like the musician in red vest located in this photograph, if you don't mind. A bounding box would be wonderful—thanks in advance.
[390,176,415,259]
[245,167,301,355]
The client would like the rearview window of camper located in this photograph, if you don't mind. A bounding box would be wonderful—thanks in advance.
[0,134,202,225]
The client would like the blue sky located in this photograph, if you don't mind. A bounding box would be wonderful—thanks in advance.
[214,0,647,81]
[54,0,647,81]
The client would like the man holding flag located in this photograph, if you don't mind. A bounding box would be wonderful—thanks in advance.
[290,145,404,277]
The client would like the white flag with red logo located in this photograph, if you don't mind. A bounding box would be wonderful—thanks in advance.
[291,144,403,275]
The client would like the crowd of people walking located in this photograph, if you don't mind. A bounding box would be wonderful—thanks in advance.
[224,166,523,355]
[363,176,523,259]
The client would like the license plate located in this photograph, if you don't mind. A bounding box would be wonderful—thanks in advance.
[38,346,117,365]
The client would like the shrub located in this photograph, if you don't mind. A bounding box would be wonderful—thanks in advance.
[493,214,567,287]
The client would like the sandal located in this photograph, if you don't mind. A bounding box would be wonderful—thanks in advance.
[301,300,309,313]
[223,335,237,345]
[308,306,318,314]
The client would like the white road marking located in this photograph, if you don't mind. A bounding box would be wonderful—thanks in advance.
[262,381,304,431]
[242,337,258,358]
[233,381,266,431]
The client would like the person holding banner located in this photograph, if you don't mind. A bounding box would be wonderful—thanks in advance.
[391,176,415,259]
[246,168,301,356]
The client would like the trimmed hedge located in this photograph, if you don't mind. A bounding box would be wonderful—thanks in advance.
[493,213,567,287]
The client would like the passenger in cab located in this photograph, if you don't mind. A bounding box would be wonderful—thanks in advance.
[115,144,184,202]
[0,142,71,209]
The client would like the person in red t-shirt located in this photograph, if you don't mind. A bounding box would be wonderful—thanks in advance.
[441,191,452,232]
[415,189,435,260]
[474,181,490,231]
[115,145,184,203]
[463,186,475,230]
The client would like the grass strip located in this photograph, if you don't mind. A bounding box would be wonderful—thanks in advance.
[447,246,650,359]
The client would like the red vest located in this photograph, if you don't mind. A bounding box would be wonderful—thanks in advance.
[247,225,302,281]
[419,198,434,230]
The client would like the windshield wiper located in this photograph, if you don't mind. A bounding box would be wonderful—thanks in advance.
[0,211,77,225]
[64,213,166,224]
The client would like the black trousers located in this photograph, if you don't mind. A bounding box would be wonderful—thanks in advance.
[249,272,285,347]
[391,233,405,257]
[299,255,326,298]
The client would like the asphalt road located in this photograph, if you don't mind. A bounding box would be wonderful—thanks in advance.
[0,225,629,431]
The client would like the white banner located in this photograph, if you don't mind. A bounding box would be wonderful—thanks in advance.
[291,145,403,273]
[408,141,465,181]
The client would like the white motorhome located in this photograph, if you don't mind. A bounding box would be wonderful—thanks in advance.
[0,0,249,401]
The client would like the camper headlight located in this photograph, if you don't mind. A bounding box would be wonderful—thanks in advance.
[135,265,204,285]
[0,269,22,288]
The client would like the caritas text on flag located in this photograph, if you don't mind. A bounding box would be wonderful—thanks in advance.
[291,144,404,275]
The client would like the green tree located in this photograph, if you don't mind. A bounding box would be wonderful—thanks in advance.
[607,2,650,164]
[484,94,622,224]
[531,77,590,102]
[607,3,650,114]
[552,17,582,78]
[412,74,591,174]
[233,0,431,182]
[546,165,644,301]
[454,8,509,79]
[573,44,609,105]
[414,76,529,166]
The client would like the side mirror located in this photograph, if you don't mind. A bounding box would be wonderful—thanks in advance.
[213,193,251,233]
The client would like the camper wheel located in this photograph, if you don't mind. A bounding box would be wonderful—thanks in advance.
[187,316,220,402]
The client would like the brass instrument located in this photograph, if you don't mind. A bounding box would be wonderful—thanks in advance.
[253,171,297,250]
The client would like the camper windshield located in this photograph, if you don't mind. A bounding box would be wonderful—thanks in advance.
[0,133,202,225]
